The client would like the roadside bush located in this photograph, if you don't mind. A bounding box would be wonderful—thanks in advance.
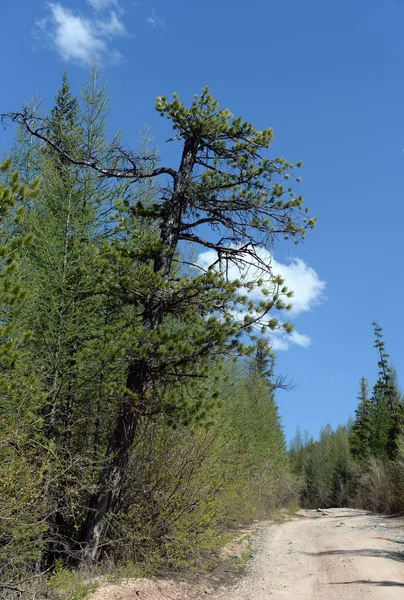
[353,439,404,513]
[99,367,300,570]
[105,418,225,569]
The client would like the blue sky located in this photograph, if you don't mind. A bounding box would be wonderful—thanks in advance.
[2,0,404,440]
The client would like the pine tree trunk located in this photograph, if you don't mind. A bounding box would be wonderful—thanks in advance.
[80,361,147,560]
[79,137,196,562]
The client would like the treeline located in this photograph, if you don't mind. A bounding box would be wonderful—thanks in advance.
[289,322,404,512]
[0,70,309,595]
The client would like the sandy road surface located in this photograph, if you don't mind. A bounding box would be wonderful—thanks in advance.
[218,508,404,599]
[89,508,404,600]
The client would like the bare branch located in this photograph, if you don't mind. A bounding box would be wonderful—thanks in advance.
[0,583,26,593]
[1,112,177,181]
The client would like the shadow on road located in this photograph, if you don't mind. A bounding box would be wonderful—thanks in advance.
[329,580,404,587]
[373,537,404,545]
[302,548,404,563]
[293,512,372,520]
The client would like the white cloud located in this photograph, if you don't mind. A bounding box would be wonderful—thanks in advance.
[146,8,165,29]
[198,247,325,317]
[271,257,325,317]
[35,2,127,67]
[197,246,325,351]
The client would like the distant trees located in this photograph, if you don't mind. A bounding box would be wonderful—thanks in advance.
[348,323,404,512]
[291,322,404,512]
[351,322,403,461]
[290,424,353,508]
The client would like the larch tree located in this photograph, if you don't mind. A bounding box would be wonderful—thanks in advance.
[6,87,316,561]
[0,160,47,583]
[6,72,133,565]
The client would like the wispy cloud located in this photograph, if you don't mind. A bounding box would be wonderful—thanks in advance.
[268,334,290,352]
[146,7,165,30]
[97,11,127,36]
[266,329,310,351]
[197,246,326,352]
[87,0,119,11]
[34,2,127,67]
[269,329,312,351]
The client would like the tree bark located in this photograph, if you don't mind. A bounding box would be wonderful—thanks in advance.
[80,360,147,560]
[80,136,197,561]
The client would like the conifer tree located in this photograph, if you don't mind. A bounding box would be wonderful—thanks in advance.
[49,73,81,157]
[7,72,132,564]
[251,338,274,378]
[350,377,372,459]
[23,77,90,443]
[369,322,402,459]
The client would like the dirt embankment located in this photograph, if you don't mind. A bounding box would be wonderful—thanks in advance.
[89,508,404,600]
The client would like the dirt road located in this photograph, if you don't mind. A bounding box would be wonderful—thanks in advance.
[219,508,404,599]
[89,508,404,600]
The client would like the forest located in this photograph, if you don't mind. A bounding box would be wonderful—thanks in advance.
[1,69,404,600]
[1,69,309,598]
[290,321,404,512]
